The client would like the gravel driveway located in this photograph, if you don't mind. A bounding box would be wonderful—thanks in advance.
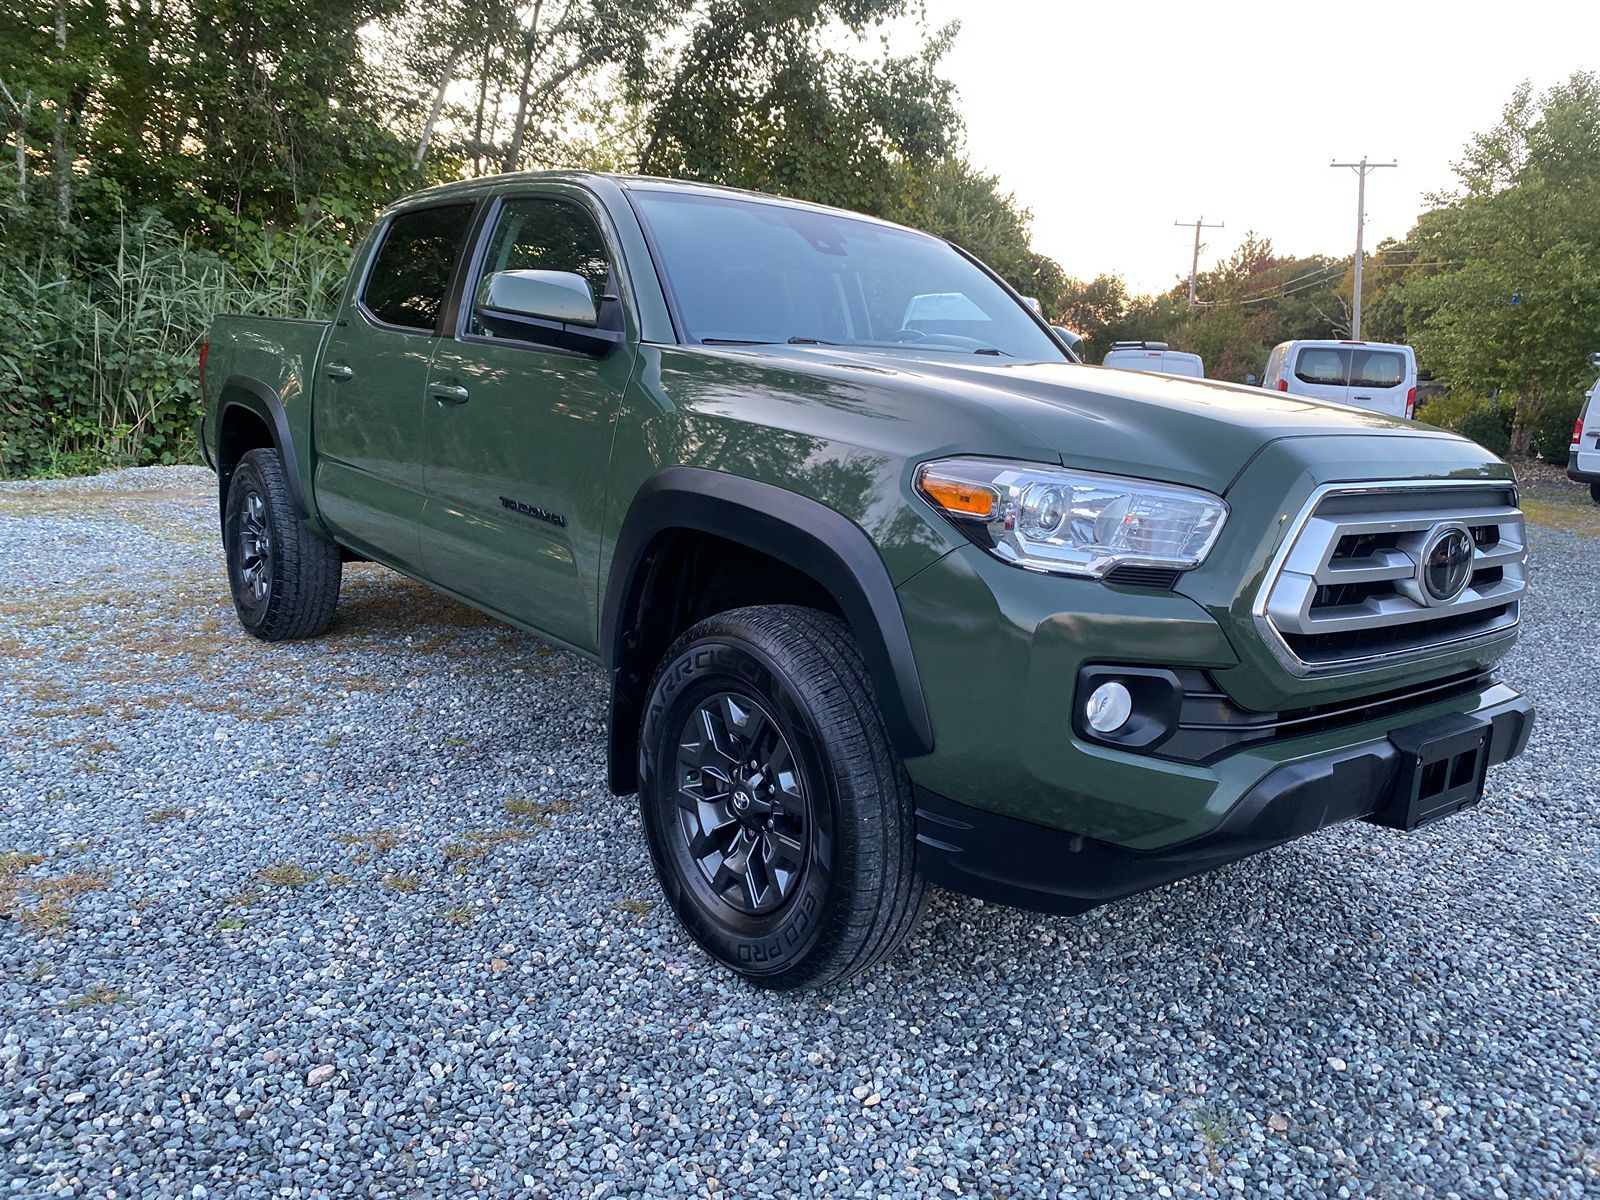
[1,466,1596,1199]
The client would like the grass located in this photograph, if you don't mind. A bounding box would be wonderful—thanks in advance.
[381,872,421,893]
[256,863,315,889]
[335,829,402,853]
[216,916,244,931]
[437,905,475,926]
[62,984,131,1011]
[504,797,571,821]
[142,806,186,825]
[443,827,538,869]
[611,899,651,917]
[1520,496,1600,537]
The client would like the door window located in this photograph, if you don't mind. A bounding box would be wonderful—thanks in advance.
[360,203,476,332]
[468,197,613,337]
[1294,347,1350,386]
[1349,349,1406,389]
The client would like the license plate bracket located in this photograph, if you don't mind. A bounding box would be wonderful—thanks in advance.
[1370,713,1491,831]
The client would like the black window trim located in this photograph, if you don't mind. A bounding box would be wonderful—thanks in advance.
[450,187,637,359]
[352,197,484,337]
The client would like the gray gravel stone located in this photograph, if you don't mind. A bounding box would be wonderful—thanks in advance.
[0,466,1596,1199]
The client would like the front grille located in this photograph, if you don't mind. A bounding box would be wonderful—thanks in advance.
[1254,481,1525,673]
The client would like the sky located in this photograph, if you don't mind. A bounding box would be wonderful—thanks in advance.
[887,0,1600,294]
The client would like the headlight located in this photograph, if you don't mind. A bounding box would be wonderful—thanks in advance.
[914,457,1228,578]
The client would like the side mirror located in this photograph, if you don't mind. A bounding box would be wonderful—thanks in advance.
[1417,369,1435,383]
[1049,327,1083,363]
[473,270,621,356]
[1244,373,1259,386]
[1589,351,1600,370]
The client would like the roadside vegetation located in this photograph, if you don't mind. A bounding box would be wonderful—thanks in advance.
[0,5,1596,474]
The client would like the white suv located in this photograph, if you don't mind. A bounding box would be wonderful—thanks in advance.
[1567,351,1600,504]
[1261,339,1417,419]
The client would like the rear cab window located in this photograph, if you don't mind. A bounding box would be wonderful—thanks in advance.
[360,203,477,332]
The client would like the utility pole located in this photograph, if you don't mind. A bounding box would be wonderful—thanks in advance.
[1174,217,1224,306]
[1330,157,1396,340]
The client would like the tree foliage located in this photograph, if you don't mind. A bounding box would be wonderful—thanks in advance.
[1379,72,1600,457]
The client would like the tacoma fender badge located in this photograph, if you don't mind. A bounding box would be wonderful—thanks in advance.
[499,496,567,528]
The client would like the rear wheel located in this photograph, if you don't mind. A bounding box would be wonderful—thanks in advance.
[224,448,341,640]
[638,606,925,989]
[1590,482,1600,505]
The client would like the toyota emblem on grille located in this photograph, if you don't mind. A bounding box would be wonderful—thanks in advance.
[1420,524,1475,604]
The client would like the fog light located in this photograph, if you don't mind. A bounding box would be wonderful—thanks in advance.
[1085,681,1133,733]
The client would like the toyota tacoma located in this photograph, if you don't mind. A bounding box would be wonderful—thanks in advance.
[200,172,1533,988]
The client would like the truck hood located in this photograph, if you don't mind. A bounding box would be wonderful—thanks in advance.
[739,347,1465,494]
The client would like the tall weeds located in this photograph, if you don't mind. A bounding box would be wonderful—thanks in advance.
[0,213,349,478]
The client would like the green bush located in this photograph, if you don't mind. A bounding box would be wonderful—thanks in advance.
[1532,391,1583,463]
[1454,405,1514,457]
[1414,393,1512,456]
[0,210,350,479]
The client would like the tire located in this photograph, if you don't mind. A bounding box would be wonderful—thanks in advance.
[1590,482,1600,505]
[223,448,342,641]
[638,605,926,990]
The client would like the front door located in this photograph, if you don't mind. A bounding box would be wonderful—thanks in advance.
[312,201,478,572]
[419,193,634,653]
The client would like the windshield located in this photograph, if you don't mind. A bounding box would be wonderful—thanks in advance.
[631,189,1065,361]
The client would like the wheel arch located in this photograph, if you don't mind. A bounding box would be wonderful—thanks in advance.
[601,467,935,795]
[215,376,310,530]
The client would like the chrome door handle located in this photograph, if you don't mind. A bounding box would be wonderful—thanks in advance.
[324,362,353,381]
[430,384,470,405]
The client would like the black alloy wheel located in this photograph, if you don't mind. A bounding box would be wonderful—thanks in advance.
[674,690,810,915]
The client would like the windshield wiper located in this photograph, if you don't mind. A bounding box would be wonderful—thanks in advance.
[787,336,843,346]
[701,337,776,346]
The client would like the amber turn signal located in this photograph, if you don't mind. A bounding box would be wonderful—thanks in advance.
[917,471,996,519]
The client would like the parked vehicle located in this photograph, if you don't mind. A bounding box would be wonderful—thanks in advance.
[200,172,1533,989]
[1102,340,1204,378]
[1567,350,1600,504]
[1261,339,1418,418]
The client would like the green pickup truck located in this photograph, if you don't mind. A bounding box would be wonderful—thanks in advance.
[201,171,1533,989]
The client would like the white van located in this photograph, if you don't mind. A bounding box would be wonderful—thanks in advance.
[1102,341,1204,379]
[1567,351,1600,504]
[1261,339,1417,418]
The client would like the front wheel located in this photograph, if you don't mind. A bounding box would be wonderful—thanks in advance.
[638,606,925,989]
[1590,482,1600,505]
[223,448,341,641]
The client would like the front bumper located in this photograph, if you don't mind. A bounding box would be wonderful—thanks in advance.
[915,689,1532,916]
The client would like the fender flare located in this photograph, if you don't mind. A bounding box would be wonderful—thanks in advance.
[601,467,935,792]
[215,375,312,523]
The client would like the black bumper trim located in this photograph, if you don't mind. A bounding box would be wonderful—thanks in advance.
[915,690,1533,917]
[1567,449,1600,485]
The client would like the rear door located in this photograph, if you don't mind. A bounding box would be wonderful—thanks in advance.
[1347,347,1411,417]
[417,190,634,653]
[312,201,478,571]
[1287,345,1350,405]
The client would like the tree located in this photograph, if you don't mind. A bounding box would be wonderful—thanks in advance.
[1389,72,1600,456]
